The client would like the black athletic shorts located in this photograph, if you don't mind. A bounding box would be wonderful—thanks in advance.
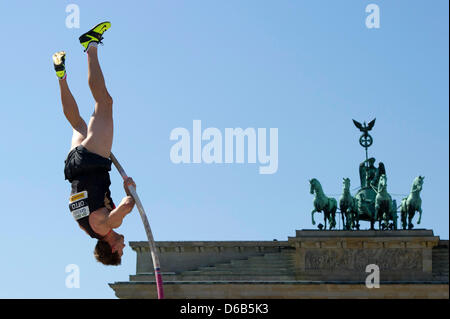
[64,145,115,239]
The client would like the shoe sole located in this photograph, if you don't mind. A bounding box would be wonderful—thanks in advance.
[79,21,111,50]
[53,51,66,66]
[91,21,111,34]
[79,21,111,40]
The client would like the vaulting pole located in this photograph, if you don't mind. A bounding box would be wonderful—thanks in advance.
[110,152,164,299]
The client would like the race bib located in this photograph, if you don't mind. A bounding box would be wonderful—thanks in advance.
[69,191,90,220]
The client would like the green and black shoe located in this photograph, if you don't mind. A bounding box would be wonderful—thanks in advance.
[52,51,66,79]
[79,21,111,52]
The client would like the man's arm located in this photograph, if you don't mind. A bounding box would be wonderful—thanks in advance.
[106,196,135,229]
[105,177,137,229]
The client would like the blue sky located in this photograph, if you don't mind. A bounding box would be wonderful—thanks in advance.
[0,1,447,298]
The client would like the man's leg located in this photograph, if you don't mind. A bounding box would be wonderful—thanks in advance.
[58,76,87,150]
[53,51,87,150]
[81,45,114,159]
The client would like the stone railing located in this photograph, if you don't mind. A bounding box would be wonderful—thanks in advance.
[129,240,291,274]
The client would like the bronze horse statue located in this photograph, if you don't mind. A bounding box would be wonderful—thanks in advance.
[373,174,398,230]
[310,178,338,230]
[401,176,424,230]
[339,178,358,230]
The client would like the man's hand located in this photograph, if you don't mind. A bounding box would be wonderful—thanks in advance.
[123,177,136,196]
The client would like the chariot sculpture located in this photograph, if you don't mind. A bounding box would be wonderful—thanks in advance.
[309,118,424,230]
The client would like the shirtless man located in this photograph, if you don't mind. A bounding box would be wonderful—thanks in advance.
[53,22,135,265]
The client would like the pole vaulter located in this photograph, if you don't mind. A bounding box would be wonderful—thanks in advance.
[55,21,164,298]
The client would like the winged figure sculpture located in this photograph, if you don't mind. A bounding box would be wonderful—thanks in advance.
[353,118,376,134]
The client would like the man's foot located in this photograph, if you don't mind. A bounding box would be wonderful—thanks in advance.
[52,51,66,79]
[79,21,111,52]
